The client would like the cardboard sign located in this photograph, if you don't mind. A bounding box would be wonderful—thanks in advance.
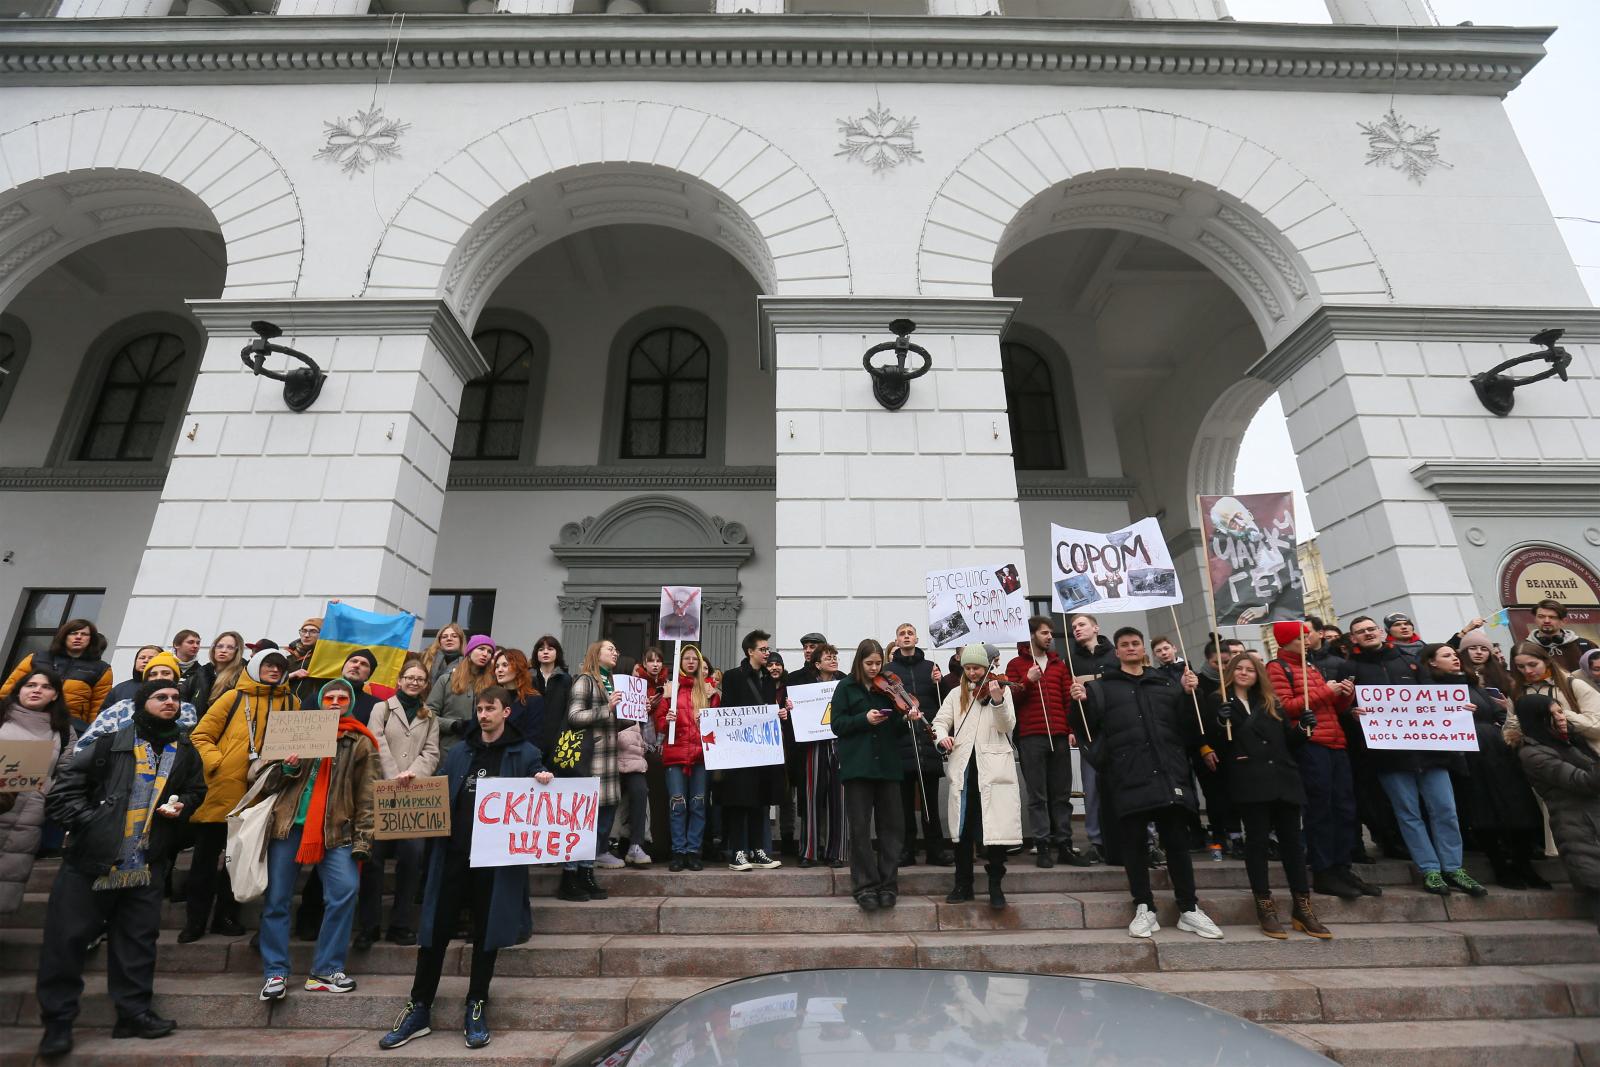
[659,586,701,642]
[1050,517,1184,616]
[787,680,839,743]
[1356,685,1480,751]
[925,563,1031,649]
[699,704,785,770]
[0,739,55,793]
[1200,492,1304,625]
[470,776,600,867]
[258,708,339,763]
[373,775,451,840]
[615,673,651,724]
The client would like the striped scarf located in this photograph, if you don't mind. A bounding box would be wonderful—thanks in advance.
[93,739,176,891]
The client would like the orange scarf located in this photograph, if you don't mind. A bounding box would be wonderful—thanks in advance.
[295,716,377,865]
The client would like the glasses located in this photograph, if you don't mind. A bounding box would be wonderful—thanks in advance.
[401,674,428,684]
[1351,627,1381,637]
[754,646,770,654]
[323,695,352,706]
[151,695,180,704]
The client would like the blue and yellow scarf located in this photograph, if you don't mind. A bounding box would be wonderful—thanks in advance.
[93,739,176,891]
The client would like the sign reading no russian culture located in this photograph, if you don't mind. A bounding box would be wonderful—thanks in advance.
[470,776,601,866]
[1357,685,1480,752]
[699,704,785,770]
[1199,492,1304,625]
[614,673,651,723]
[1050,518,1184,616]
[925,563,1031,649]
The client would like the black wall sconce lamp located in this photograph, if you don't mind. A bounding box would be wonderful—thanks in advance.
[241,320,326,413]
[1471,328,1572,417]
[862,318,932,412]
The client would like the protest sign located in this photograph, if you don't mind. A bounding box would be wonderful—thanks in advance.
[615,673,650,723]
[258,709,339,763]
[729,993,798,1031]
[787,680,839,743]
[925,562,1031,649]
[1050,518,1183,615]
[0,739,55,793]
[373,775,451,840]
[699,704,785,770]
[659,586,701,641]
[1199,492,1304,625]
[1357,684,1480,752]
[470,776,600,867]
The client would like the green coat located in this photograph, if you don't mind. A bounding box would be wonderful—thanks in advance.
[831,678,904,783]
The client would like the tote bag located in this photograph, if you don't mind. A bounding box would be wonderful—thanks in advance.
[223,771,276,902]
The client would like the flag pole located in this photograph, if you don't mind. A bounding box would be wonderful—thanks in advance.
[1168,603,1210,738]
[1058,609,1092,744]
[667,639,681,747]
[1195,496,1231,741]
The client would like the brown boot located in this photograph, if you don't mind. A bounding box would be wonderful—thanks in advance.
[1255,896,1287,940]
[1292,893,1333,939]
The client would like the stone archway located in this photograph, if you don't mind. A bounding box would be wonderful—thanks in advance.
[0,106,305,309]
[918,105,1391,343]
[363,100,854,325]
[552,494,754,670]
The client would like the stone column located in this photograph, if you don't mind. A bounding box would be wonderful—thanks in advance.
[558,596,598,659]
[1248,305,1598,641]
[762,297,1026,656]
[1126,0,1229,19]
[1323,0,1433,25]
[701,594,743,673]
[55,0,175,16]
[116,300,486,667]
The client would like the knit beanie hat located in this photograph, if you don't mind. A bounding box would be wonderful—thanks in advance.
[302,617,323,632]
[133,679,184,743]
[465,635,496,657]
[1456,629,1493,653]
[1272,620,1309,649]
[343,648,379,671]
[960,643,989,668]
[141,651,183,680]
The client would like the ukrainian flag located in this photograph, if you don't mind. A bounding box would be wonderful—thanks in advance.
[307,602,418,696]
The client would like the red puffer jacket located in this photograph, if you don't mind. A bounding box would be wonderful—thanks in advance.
[656,675,718,768]
[1267,651,1353,749]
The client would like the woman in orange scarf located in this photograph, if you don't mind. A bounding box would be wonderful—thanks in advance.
[251,679,378,1003]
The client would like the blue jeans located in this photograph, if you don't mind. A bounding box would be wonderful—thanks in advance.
[1379,767,1462,873]
[565,804,617,871]
[664,763,708,854]
[260,826,360,979]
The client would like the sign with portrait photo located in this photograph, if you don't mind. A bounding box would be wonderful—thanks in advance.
[1049,518,1184,616]
[658,586,701,642]
[1199,492,1304,625]
[925,563,1031,650]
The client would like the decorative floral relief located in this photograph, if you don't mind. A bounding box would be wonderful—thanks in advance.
[836,106,922,173]
[1358,108,1451,185]
[315,107,410,176]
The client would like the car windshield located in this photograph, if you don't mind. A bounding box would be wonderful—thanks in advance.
[561,968,1331,1066]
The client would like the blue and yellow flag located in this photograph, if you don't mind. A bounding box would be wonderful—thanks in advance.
[306,602,417,696]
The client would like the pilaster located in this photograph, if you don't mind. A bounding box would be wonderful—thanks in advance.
[117,299,487,667]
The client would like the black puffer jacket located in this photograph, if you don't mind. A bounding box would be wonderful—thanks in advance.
[47,725,206,878]
[883,648,942,776]
[1066,635,1118,682]
[1207,693,1306,807]
[1080,668,1202,817]
[1517,737,1600,891]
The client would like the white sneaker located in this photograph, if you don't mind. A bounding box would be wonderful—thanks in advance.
[1127,903,1160,939]
[1177,907,1224,940]
[625,844,652,867]
[594,850,626,869]
[728,850,754,871]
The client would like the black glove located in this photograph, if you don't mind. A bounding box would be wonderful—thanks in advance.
[1214,701,1233,724]
[1300,706,1318,735]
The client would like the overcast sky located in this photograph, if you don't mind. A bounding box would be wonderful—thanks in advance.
[1227,0,1599,536]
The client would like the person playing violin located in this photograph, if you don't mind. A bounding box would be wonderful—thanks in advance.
[934,643,1020,909]
[831,639,915,911]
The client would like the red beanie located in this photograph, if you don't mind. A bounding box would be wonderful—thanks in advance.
[1272,620,1308,648]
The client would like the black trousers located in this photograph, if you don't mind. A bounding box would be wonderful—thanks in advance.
[953,760,1007,884]
[1119,806,1197,912]
[900,767,943,856]
[618,771,649,848]
[843,779,902,899]
[37,861,167,1024]
[359,837,425,933]
[1018,734,1075,850]
[411,851,498,1005]
[1237,800,1309,898]
[1195,762,1238,841]
[184,822,238,931]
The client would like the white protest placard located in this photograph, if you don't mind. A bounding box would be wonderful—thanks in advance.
[258,708,340,763]
[615,673,650,723]
[0,739,55,793]
[470,776,600,867]
[1356,684,1479,752]
[729,993,798,1031]
[1050,517,1184,615]
[924,562,1031,650]
[659,586,701,641]
[699,704,785,770]
[787,680,839,744]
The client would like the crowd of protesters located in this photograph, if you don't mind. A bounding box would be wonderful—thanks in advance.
[2,597,1598,1056]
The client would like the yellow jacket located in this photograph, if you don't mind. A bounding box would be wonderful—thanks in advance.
[190,673,296,823]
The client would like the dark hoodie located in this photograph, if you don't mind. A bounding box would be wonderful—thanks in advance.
[883,646,942,775]
[449,721,521,855]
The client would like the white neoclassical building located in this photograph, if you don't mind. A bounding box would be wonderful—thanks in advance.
[0,0,1596,672]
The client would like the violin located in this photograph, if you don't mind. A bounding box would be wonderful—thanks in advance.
[871,671,918,716]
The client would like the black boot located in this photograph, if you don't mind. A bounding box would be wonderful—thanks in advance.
[948,845,975,903]
[581,867,608,901]
[556,869,589,902]
[38,1020,72,1058]
[985,858,1007,910]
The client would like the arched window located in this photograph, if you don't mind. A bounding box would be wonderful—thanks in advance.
[1001,341,1066,471]
[455,328,535,461]
[76,331,188,462]
[621,326,710,459]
